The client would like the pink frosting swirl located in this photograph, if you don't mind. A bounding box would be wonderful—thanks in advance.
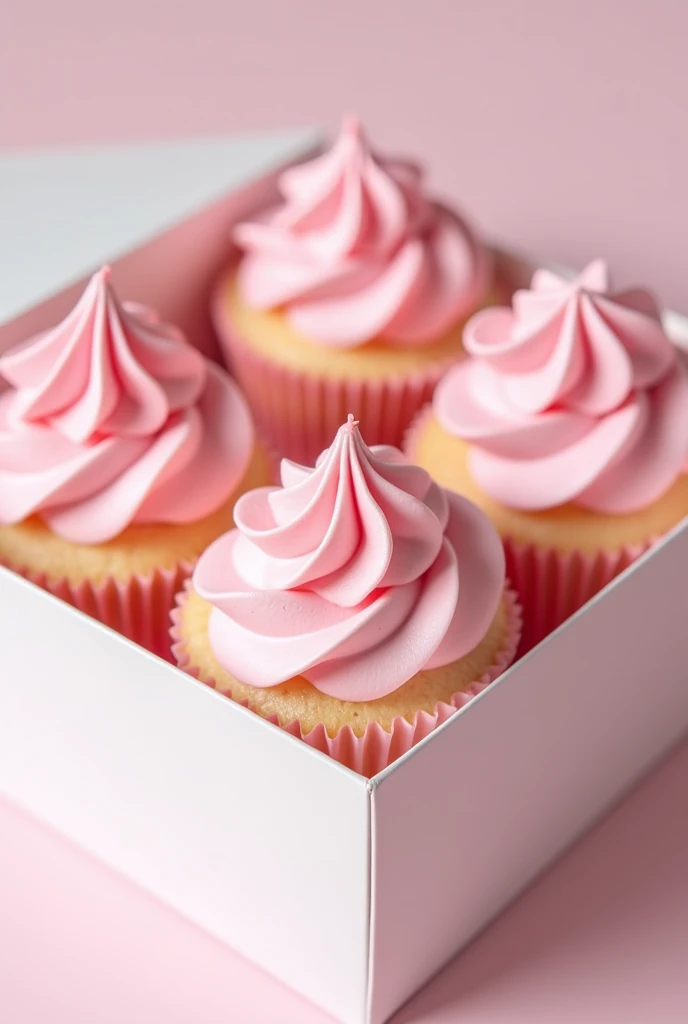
[233,117,491,347]
[434,260,688,513]
[0,267,255,543]
[193,415,505,701]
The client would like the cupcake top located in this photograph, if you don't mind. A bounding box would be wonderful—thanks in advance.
[233,116,491,348]
[434,260,688,513]
[0,267,254,543]
[193,415,505,701]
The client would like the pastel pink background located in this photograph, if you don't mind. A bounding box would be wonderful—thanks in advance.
[3,742,688,1023]
[1,0,687,311]
[2,5,688,1021]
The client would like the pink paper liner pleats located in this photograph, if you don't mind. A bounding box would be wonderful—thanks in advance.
[503,537,653,655]
[170,583,522,777]
[212,275,461,467]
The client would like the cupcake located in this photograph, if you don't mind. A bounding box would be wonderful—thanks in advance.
[171,415,521,776]
[406,259,688,651]
[0,267,271,657]
[212,116,493,466]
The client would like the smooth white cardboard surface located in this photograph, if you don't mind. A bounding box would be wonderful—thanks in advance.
[368,521,688,1024]
[0,129,318,325]
[2,134,688,1024]
[0,571,371,1024]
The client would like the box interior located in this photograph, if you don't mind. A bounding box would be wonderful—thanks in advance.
[3,143,688,1024]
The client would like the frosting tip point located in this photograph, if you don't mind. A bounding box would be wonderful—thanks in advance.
[341,114,361,137]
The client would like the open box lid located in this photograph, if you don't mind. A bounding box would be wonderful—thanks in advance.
[0,128,319,327]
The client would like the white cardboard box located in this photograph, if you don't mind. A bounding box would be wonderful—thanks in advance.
[1,134,688,1024]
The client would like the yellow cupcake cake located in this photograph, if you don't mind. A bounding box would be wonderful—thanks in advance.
[407,260,688,649]
[172,416,520,775]
[0,267,270,656]
[213,116,493,465]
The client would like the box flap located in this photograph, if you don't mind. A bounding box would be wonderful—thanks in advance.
[0,129,318,327]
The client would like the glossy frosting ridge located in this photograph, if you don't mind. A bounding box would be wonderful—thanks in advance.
[234,116,490,347]
[193,415,505,701]
[435,260,688,512]
[0,267,254,543]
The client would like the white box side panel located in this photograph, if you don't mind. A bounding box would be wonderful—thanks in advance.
[0,571,370,1024]
[368,521,688,1024]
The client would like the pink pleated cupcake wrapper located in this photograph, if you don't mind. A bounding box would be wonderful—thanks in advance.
[503,536,656,656]
[211,276,462,467]
[402,408,658,656]
[3,558,194,663]
[402,401,437,456]
[169,583,522,777]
